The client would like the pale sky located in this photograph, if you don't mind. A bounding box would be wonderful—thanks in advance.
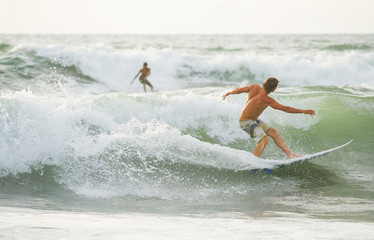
[1,0,373,34]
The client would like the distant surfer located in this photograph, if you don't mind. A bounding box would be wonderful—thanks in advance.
[222,77,315,158]
[131,62,154,92]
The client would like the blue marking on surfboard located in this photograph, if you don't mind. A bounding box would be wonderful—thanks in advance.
[265,169,273,174]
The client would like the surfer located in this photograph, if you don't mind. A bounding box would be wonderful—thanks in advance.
[222,77,315,158]
[131,62,154,92]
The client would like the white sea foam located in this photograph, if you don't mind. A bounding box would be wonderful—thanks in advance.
[1,35,374,227]
[1,38,371,198]
[24,43,374,95]
[2,207,374,240]
[30,45,185,92]
[0,88,322,173]
[0,88,322,198]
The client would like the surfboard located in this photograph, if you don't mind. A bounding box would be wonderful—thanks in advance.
[252,140,353,174]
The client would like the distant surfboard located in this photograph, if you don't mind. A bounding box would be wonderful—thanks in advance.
[252,140,353,174]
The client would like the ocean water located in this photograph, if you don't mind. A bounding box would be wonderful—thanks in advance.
[0,34,374,239]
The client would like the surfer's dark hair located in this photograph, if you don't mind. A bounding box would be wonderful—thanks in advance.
[143,62,148,66]
[263,77,279,93]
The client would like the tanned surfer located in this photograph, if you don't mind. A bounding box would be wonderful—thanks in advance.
[131,62,153,92]
[222,77,315,158]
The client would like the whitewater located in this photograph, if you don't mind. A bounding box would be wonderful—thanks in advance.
[0,34,374,239]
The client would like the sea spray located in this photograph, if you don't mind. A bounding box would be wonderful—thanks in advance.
[1,85,373,200]
[0,34,373,222]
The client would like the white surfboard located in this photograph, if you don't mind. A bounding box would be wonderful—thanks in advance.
[252,140,353,173]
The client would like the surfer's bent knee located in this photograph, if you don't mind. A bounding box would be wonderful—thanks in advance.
[266,128,278,138]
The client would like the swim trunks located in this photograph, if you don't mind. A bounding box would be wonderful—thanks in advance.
[139,77,153,88]
[239,119,271,143]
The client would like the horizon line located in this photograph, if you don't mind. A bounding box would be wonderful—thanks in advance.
[1,32,374,35]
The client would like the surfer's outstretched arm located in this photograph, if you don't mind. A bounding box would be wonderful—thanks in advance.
[222,86,252,100]
[130,70,141,84]
[268,99,315,116]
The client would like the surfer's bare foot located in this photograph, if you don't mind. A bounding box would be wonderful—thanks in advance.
[289,153,303,159]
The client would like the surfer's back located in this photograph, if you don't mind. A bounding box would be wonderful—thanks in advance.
[239,84,272,121]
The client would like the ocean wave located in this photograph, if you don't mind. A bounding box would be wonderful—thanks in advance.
[1,35,373,200]
[0,86,372,198]
[0,43,13,52]
[322,43,373,51]
[5,43,371,94]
